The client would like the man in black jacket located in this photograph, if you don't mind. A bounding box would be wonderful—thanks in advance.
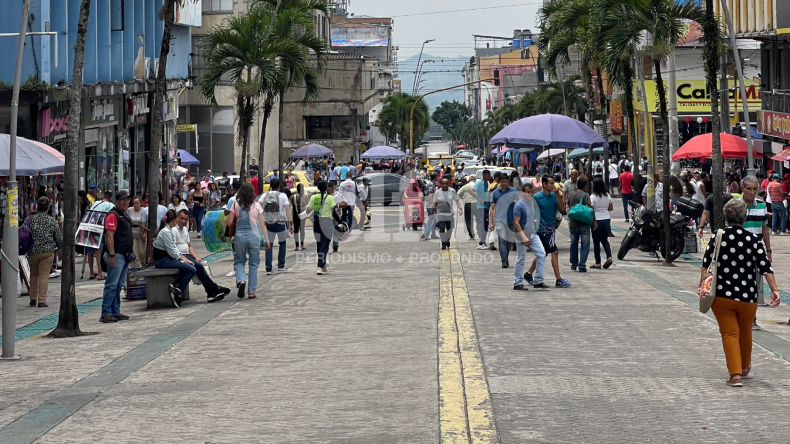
[100,191,135,323]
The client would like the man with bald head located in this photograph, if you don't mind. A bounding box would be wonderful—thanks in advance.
[563,169,579,207]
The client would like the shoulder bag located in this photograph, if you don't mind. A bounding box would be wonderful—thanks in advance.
[698,229,724,313]
[568,192,594,225]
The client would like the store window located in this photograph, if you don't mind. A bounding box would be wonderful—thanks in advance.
[202,0,232,13]
[306,116,354,140]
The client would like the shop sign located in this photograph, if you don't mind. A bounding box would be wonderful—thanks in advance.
[127,93,150,126]
[85,98,118,127]
[634,79,761,113]
[757,110,790,141]
[609,100,623,135]
[177,124,196,132]
[39,109,69,138]
[162,92,179,122]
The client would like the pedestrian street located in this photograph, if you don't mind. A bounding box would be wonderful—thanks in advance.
[3,206,790,443]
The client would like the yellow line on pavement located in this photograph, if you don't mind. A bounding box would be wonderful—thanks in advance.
[438,243,498,444]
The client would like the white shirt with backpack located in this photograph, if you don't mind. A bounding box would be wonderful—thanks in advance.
[339,178,358,206]
[259,191,290,225]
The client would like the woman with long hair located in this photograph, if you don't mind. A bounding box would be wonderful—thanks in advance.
[226,183,270,298]
[728,174,742,194]
[127,196,147,265]
[27,196,63,307]
[182,171,195,201]
[671,176,686,211]
[152,209,195,307]
[307,180,342,274]
[590,178,613,270]
[192,181,206,237]
[168,194,188,213]
[291,183,307,251]
[207,182,221,211]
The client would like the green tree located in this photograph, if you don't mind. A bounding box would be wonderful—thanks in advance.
[702,0,725,230]
[379,93,429,151]
[431,100,470,142]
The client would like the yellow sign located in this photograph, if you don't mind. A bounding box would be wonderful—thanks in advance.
[633,79,761,113]
[176,124,196,132]
[8,188,18,227]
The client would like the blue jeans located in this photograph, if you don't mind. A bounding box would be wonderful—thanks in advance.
[591,219,612,264]
[476,207,489,245]
[184,253,219,293]
[515,233,545,285]
[622,193,632,220]
[265,222,287,270]
[496,222,515,262]
[154,256,196,293]
[101,252,128,316]
[569,224,591,270]
[193,206,205,232]
[422,207,437,238]
[314,231,331,268]
[233,232,261,295]
[772,201,787,232]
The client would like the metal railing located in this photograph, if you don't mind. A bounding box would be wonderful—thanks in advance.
[762,90,790,115]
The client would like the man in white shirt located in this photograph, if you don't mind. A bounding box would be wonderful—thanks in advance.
[592,156,604,177]
[173,209,230,302]
[328,183,347,252]
[339,175,358,230]
[357,177,370,231]
[259,178,293,274]
[608,161,620,197]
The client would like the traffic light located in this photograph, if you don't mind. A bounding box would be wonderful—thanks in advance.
[493,69,500,87]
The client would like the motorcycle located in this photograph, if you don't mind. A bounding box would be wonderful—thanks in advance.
[617,197,702,261]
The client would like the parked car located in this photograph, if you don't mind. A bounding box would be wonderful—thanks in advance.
[356,173,410,206]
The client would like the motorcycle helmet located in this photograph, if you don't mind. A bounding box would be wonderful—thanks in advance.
[335,222,351,242]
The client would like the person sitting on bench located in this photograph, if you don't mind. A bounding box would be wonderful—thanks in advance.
[152,209,196,308]
[173,209,230,302]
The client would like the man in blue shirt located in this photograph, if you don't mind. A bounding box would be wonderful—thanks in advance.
[328,163,338,186]
[489,176,519,267]
[526,175,571,288]
[472,170,492,249]
[340,163,349,181]
[513,183,548,290]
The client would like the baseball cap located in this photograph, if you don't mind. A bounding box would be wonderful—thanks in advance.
[115,190,131,201]
[88,185,99,191]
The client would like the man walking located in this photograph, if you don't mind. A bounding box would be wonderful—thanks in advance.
[259,178,293,274]
[433,178,463,250]
[473,170,491,249]
[563,169,578,207]
[618,165,634,222]
[421,174,440,240]
[567,177,595,272]
[358,177,369,231]
[767,174,786,235]
[100,191,134,323]
[328,163,339,187]
[457,174,478,240]
[489,176,519,268]
[739,176,772,330]
[525,175,571,288]
[173,209,230,302]
[339,172,358,231]
[513,183,548,290]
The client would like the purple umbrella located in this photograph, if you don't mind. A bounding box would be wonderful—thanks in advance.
[360,145,407,159]
[489,114,608,149]
[290,143,333,159]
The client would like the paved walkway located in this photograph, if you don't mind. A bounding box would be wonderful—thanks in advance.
[3,204,790,443]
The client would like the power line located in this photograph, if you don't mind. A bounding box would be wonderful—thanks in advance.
[389,2,542,18]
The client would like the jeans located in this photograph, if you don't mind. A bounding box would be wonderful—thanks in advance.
[154,256,196,293]
[591,219,612,264]
[622,193,632,220]
[314,231,331,268]
[514,233,546,285]
[422,207,437,238]
[101,252,128,316]
[437,219,453,247]
[183,253,219,293]
[193,206,205,233]
[464,203,475,238]
[265,222,287,270]
[496,222,515,262]
[342,205,355,231]
[772,201,787,232]
[569,224,591,269]
[475,207,488,245]
[233,232,261,295]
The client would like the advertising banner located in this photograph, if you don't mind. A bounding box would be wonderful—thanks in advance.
[634,79,761,113]
[609,100,623,135]
[75,210,108,249]
[757,110,790,141]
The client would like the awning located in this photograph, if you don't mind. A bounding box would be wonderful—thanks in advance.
[771,148,790,162]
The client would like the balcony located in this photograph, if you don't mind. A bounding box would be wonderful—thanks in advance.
[713,0,790,39]
[762,91,790,115]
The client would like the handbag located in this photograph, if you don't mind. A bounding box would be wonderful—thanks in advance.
[698,229,724,313]
[568,192,594,225]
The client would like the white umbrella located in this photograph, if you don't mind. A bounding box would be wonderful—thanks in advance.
[537,148,566,160]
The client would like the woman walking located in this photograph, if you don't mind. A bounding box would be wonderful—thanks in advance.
[207,182,222,211]
[226,183,270,298]
[308,181,342,275]
[590,178,613,270]
[27,196,63,307]
[152,209,195,307]
[192,182,206,237]
[127,196,147,265]
[699,199,780,387]
[292,183,307,251]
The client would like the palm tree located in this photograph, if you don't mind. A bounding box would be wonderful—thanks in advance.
[378,93,429,151]
[49,0,92,338]
[702,0,724,230]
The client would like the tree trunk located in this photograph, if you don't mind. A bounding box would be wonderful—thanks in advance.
[48,0,92,338]
[622,60,641,197]
[147,0,175,243]
[703,0,724,230]
[654,60,673,264]
[238,95,249,181]
[596,68,610,185]
[257,96,274,171]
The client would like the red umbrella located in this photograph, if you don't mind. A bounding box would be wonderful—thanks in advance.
[671,133,760,160]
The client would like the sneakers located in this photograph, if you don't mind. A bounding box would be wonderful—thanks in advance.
[29,300,36,307]
[513,284,529,291]
[207,287,230,303]
[225,269,236,277]
[571,265,577,271]
[316,267,325,275]
[115,313,130,321]
[477,244,488,250]
[501,261,509,269]
[441,245,447,250]
[533,282,550,289]
[333,246,338,252]
[99,314,117,323]
[555,278,571,288]
[277,267,289,272]
[781,232,787,236]
[524,272,533,285]
[322,264,328,273]
[266,270,273,275]
[578,267,587,273]
[169,284,182,308]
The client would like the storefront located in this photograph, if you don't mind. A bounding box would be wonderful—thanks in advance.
[82,97,122,195]
[756,109,790,174]
[127,93,151,197]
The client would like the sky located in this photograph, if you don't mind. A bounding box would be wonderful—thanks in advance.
[350,1,545,58]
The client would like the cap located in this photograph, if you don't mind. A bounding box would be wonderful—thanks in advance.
[206,169,212,173]
[773,174,781,179]
[115,190,131,201]
[88,185,99,191]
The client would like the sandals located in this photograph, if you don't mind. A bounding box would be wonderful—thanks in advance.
[590,265,602,269]
[742,366,753,379]
[248,294,257,299]
[300,246,306,251]
[89,274,96,280]
[293,247,300,252]
[603,258,613,269]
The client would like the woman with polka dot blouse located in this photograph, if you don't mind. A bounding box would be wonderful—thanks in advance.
[700,199,781,387]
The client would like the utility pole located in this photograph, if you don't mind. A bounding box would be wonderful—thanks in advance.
[668,51,680,176]
[2,0,31,360]
[720,52,730,135]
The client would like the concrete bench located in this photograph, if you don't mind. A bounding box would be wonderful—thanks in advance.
[134,268,190,309]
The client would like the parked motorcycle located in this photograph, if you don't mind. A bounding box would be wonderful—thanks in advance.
[617,197,703,261]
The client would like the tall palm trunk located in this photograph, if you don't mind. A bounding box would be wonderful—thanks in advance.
[581,57,594,179]
[238,95,253,181]
[257,96,275,171]
[148,0,175,239]
[654,59,673,264]
[702,0,723,230]
[49,0,92,338]
[278,92,285,176]
[622,60,641,195]
[596,68,610,185]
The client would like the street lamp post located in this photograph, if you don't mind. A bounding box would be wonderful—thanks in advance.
[411,39,434,95]
[1,0,31,360]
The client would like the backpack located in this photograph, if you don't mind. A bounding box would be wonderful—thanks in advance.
[595,163,603,175]
[262,192,282,225]
[19,215,34,256]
